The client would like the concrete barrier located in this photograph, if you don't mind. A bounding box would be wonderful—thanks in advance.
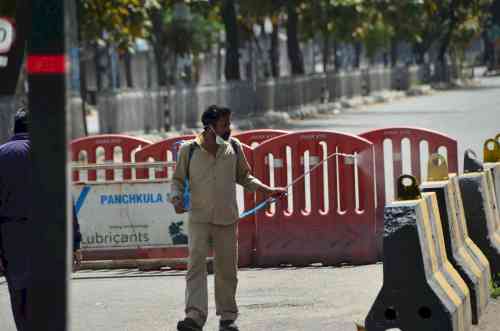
[459,170,500,282]
[421,174,491,324]
[484,162,500,216]
[366,188,471,331]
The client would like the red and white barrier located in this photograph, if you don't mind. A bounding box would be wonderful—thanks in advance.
[72,134,152,182]
[252,131,377,266]
[71,127,458,268]
[360,127,458,256]
[234,129,289,147]
[134,135,195,180]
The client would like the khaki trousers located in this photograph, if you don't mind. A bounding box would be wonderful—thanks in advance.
[185,222,238,327]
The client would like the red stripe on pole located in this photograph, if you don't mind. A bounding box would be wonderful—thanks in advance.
[27,55,67,74]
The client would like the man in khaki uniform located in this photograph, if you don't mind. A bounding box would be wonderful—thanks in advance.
[171,106,286,331]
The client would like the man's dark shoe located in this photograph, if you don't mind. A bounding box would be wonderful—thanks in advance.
[219,320,239,331]
[177,317,202,331]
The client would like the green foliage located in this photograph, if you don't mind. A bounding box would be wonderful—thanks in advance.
[300,0,365,42]
[238,0,283,42]
[157,2,223,56]
[300,1,393,60]
[373,1,427,44]
[146,0,223,84]
[79,0,157,49]
[360,12,394,60]
[372,0,492,63]
[491,275,500,299]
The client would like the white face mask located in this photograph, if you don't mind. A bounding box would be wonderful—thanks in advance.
[210,126,226,145]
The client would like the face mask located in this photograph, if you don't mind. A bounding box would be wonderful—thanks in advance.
[210,126,227,145]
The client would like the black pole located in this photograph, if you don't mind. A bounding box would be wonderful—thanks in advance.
[27,0,71,330]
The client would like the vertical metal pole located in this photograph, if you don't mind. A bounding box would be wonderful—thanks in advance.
[27,0,71,330]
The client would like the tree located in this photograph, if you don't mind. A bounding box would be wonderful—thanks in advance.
[359,11,394,65]
[147,0,222,86]
[301,1,366,71]
[242,0,306,76]
[239,0,284,78]
[377,0,492,72]
[80,0,154,50]
[79,0,156,89]
[482,0,500,66]
[375,1,429,65]
[220,0,241,80]
[285,1,305,75]
[433,0,492,66]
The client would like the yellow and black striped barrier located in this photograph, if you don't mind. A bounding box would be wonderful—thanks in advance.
[459,153,500,284]
[365,175,471,331]
[421,155,491,325]
[482,137,500,284]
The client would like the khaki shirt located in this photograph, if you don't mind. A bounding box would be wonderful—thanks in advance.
[171,136,264,225]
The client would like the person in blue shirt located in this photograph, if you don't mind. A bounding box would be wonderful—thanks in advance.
[0,107,82,330]
[0,108,33,331]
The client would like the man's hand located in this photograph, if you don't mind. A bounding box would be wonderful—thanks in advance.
[261,187,287,199]
[171,196,187,214]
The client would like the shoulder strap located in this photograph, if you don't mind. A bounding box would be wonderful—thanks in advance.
[230,138,239,156]
[186,141,199,180]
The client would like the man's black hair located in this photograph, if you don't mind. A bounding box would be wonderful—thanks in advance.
[14,106,29,134]
[201,105,232,129]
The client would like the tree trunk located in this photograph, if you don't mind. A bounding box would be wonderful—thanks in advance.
[437,18,458,82]
[94,44,103,91]
[216,42,223,82]
[354,42,362,68]
[332,40,341,72]
[107,45,114,89]
[149,7,168,86]
[438,31,453,65]
[438,3,458,68]
[76,1,88,136]
[221,0,240,81]
[124,50,134,88]
[322,33,330,72]
[482,30,494,67]
[79,56,89,136]
[286,1,305,75]
[270,22,280,78]
[153,47,168,87]
[413,42,429,65]
[390,38,398,67]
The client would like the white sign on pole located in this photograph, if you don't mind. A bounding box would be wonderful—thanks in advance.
[0,18,15,54]
[73,181,189,250]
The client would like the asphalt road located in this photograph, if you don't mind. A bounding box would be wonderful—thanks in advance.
[286,76,500,173]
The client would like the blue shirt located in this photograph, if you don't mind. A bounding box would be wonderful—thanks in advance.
[0,133,32,289]
[0,133,32,223]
